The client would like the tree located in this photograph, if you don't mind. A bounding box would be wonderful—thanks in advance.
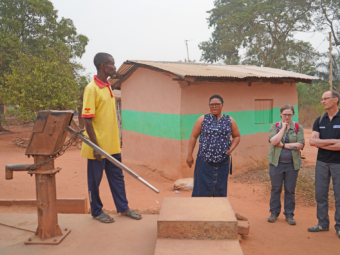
[297,82,329,106]
[242,39,320,75]
[0,32,21,129]
[199,0,317,72]
[316,52,340,91]
[0,0,88,131]
[314,0,340,46]
[199,38,240,64]
[1,44,83,121]
[0,0,88,58]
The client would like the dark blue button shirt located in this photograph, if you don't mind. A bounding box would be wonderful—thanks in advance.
[198,114,232,163]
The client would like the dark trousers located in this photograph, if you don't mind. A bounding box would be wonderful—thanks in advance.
[269,162,299,218]
[87,153,129,217]
[315,160,340,231]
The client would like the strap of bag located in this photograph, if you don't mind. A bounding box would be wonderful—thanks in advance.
[319,113,326,126]
[275,121,281,133]
[293,121,299,134]
[276,121,299,134]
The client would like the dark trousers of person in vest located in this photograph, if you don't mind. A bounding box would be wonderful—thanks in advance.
[269,162,299,217]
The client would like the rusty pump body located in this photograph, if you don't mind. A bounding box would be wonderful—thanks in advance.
[5,110,159,245]
[6,110,74,245]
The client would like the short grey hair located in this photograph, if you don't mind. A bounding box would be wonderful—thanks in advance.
[331,90,340,105]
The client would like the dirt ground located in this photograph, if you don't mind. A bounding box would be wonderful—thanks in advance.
[0,125,339,254]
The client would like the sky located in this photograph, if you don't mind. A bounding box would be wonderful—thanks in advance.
[51,0,332,77]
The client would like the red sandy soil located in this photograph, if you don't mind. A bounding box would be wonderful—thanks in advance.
[0,125,339,254]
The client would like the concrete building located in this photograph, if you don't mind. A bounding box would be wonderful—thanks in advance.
[110,61,317,180]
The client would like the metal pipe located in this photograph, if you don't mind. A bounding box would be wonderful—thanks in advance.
[67,126,160,194]
[5,164,34,180]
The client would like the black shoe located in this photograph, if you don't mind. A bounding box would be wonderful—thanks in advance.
[337,230,340,239]
[307,225,329,232]
[286,217,296,225]
[268,214,278,223]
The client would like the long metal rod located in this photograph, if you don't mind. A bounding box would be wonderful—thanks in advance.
[67,126,160,194]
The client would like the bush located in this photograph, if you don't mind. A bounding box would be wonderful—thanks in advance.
[297,82,330,127]
[298,105,324,128]
[296,82,329,107]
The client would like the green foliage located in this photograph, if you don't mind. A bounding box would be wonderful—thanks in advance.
[296,82,329,106]
[3,106,29,123]
[243,39,320,75]
[199,0,320,74]
[0,0,89,126]
[4,107,19,117]
[77,74,91,93]
[0,0,88,58]
[1,44,82,121]
[0,32,21,79]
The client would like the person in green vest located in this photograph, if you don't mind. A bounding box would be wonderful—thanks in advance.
[267,104,305,225]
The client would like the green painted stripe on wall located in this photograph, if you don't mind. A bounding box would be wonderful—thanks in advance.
[122,106,299,140]
[121,110,181,140]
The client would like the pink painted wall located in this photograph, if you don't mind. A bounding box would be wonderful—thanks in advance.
[121,67,183,179]
[180,81,297,114]
[122,68,181,114]
[122,130,182,180]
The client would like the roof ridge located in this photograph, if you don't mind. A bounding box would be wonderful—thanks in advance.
[128,60,270,67]
[127,60,224,66]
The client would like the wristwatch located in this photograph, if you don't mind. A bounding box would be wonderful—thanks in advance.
[282,142,285,149]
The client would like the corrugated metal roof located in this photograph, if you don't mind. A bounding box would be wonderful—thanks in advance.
[110,60,318,88]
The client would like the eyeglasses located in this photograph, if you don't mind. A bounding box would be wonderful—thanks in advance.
[320,97,335,102]
[282,114,293,117]
[209,103,222,108]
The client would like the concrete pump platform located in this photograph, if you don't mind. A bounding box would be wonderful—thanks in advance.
[0,197,244,254]
[0,213,158,255]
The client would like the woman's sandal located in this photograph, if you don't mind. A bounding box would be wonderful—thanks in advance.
[122,210,142,220]
[93,213,115,223]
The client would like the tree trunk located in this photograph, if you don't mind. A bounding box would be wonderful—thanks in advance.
[77,104,84,129]
[0,104,9,132]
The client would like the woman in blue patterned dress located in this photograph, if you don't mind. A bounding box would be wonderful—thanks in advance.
[187,94,241,197]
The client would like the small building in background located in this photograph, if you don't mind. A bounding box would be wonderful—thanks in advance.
[110,61,317,180]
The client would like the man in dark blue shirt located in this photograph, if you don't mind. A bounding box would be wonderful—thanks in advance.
[309,90,340,239]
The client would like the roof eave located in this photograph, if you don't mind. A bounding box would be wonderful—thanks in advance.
[110,60,319,89]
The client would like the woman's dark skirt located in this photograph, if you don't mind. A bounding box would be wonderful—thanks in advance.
[192,155,231,197]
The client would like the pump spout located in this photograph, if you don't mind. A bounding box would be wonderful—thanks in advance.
[5,164,34,180]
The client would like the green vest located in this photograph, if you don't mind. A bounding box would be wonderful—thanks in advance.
[267,122,305,170]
